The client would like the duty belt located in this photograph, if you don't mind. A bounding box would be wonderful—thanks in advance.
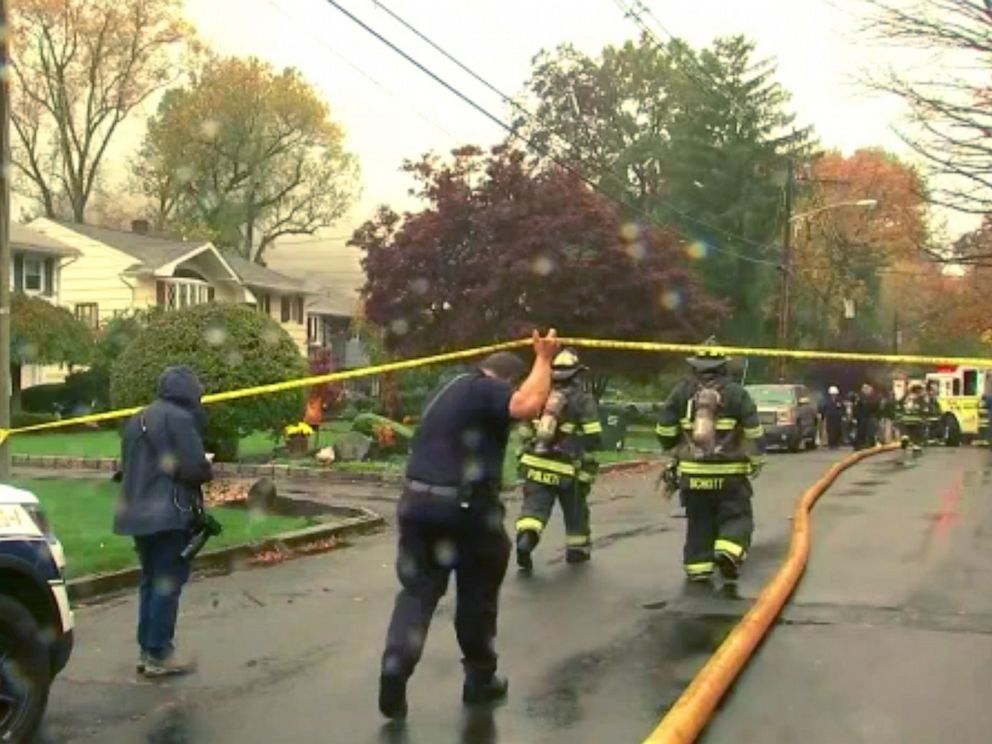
[405,480,461,497]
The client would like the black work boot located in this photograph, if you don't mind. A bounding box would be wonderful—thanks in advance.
[463,671,509,706]
[516,530,539,572]
[565,547,591,564]
[714,552,741,583]
[379,674,409,720]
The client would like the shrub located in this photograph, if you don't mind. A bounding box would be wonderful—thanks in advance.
[109,304,308,460]
[11,412,59,429]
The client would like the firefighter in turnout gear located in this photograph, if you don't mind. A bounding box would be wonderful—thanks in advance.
[515,349,602,571]
[656,339,765,584]
[923,382,942,444]
[896,382,927,455]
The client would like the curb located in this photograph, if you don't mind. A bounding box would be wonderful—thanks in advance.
[66,505,384,603]
[13,455,655,486]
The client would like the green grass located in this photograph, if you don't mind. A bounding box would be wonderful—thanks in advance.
[16,479,317,579]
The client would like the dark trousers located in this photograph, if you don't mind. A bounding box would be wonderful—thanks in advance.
[855,417,878,450]
[516,479,592,553]
[682,476,753,577]
[134,530,191,659]
[825,417,843,448]
[381,488,511,680]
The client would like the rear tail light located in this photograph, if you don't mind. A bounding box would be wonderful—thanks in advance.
[777,410,796,425]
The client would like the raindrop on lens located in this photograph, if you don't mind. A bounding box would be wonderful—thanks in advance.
[391,318,409,336]
[625,241,646,260]
[619,222,641,242]
[226,350,244,367]
[410,277,429,295]
[204,325,227,346]
[532,255,555,276]
[200,119,221,140]
[660,290,683,311]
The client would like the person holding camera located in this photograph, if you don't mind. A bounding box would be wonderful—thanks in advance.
[113,366,216,678]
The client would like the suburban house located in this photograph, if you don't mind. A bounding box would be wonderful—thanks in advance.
[305,283,370,369]
[26,218,312,355]
[10,223,80,387]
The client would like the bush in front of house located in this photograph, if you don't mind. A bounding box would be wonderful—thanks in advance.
[109,304,308,461]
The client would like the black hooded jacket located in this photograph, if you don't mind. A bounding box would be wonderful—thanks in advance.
[113,367,213,536]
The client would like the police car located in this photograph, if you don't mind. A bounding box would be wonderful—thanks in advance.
[0,484,74,741]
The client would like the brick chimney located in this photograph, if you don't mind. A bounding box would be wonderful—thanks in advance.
[131,219,150,235]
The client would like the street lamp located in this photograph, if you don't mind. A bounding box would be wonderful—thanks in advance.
[788,199,878,223]
[776,198,878,379]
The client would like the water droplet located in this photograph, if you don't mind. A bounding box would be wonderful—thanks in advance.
[204,325,227,346]
[686,241,709,261]
[625,241,646,261]
[159,452,178,474]
[261,327,281,345]
[175,165,195,184]
[410,277,429,295]
[660,289,683,311]
[434,539,457,567]
[390,318,409,336]
[200,119,222,140]
[619,222,641,242]
[226,350,244,367]
[532,255,555,276]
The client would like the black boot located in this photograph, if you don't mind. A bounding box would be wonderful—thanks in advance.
[516,530,539,572]
[463,671,509,706]
[565,548,591,564]
[379,674,408,720]
[714,551,741,582]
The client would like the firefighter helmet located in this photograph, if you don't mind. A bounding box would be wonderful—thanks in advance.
[687,337,728,372]
[552,348,586,381]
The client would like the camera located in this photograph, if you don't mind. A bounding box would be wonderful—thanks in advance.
[180,513,223,560]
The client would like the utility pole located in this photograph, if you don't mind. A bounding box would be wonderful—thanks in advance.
[776,158,795,380]
[0,0,11,479]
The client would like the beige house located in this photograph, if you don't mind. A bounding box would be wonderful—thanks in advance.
[27,218,311,356]
[10,224,80,388]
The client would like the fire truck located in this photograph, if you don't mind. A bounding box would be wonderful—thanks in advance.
[920,366,991,445]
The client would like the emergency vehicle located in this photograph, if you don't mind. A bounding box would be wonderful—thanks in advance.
[920,366,990,445]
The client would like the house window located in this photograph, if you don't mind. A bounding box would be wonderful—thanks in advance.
[258,293,271,315]
[75,303,99,329]
[293,297,304,324]
[156,278,212,310]
[281,296,291,323]
[307,315,319,343]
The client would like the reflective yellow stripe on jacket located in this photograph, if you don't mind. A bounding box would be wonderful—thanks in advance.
[678,460,753,476]
[519,454,576,476]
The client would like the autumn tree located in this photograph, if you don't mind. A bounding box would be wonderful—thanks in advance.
[10,0,193,222]
[10,294,93,410]
[519,34,812,341]
[790,149,931,351]
[352,146,724,380]
[860,0,992,235]
[134,55,359,264]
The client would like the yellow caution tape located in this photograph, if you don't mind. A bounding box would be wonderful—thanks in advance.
[0,339,529,440]
[558,337,992,368]
[0,334,988,442]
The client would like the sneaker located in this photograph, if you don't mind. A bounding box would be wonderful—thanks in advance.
[463,674,509,706]
[379,674,408,720]
[136,650,150,673]
[141,651,196,678]
[714,551,741,582]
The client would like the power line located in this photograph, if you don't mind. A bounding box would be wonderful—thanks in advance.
[323,0,782,268]
[265,0,460,141]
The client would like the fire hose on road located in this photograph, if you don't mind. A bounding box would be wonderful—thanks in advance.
[643,443,900,744]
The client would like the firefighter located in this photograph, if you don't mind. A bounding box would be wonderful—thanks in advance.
[655,339,765,584]
[896,382,927,455]
[819,385,846,449]
[923,382,943,444]
[515,349,602,571]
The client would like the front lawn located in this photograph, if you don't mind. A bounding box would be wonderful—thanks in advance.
[17,479,317,579]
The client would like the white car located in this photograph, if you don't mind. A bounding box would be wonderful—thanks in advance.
[0,484,74,742]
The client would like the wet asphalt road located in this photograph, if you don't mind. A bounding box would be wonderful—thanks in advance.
[36,447,989,743]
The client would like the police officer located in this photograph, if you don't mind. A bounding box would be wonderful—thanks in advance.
[378,330,560,720]
[819,385,846,449]
[655,339,765,584]
[515,348,602,571]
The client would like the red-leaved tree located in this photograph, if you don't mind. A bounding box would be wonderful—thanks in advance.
[351,146,724,382]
